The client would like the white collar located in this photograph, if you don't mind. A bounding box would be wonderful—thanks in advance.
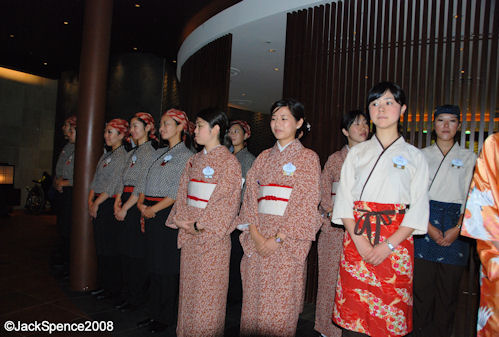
[277,140,294,152]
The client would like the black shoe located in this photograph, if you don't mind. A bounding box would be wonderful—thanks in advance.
[114,300,128,310]
[136,318,154,328]
[120,303,137,313]
[96,291,112,300]
[149,321,168,333]
[90,288,105,296]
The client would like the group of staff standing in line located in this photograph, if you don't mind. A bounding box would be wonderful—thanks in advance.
[52,80,497,337]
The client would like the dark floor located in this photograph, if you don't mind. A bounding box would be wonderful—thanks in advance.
[0,211,320,337]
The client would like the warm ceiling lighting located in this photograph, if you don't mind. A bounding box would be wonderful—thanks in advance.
[172,60,177,63]
[135,3,141,7]
[9,34,14,38]
[43,62,48,66]
[132,47,138,51]
[63,21,69,25]
[273,67,279,71]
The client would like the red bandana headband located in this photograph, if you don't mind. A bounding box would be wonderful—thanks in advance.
[107,118,129,137]
[134,112,157,141]
[65,116,77,128]
[163,109,190,133]
[230,120,251,138]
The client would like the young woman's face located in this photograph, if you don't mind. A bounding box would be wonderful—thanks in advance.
[130,117,149,142]
[104,126,124,147]
[194,117,217,146]
[368,90,406,131]
[67,127,76,144]
[343,115,369,145]
[270,106,303,143]
[159,115,182,141]
[228,124,246,147]
[62,122,71,139]
[434,113,460,141]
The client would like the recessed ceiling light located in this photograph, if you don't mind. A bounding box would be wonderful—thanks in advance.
[133,47,138,51]
[43,62,48,66]
[274,67,279,71]
[10,34,14,38]
[135,3,141,7]
[63,21,69,25]
[172,60,177,63]
[465,130,471,134]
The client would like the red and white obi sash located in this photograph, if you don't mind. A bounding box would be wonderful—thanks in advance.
[257,183,293,216]
[187,179,216,209]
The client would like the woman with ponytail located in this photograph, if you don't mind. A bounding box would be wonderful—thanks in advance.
[134,109,194,333]
[166,108,241,337]
[114,112,158,312]
[88,118,130,299]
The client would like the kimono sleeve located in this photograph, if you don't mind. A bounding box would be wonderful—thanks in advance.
[278,149,321,241]
[462,134,499,241]
[332,150,357,225]
[320,153,336,212]
[400,150,429,234]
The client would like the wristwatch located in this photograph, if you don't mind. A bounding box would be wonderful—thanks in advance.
[275,234,284,244]
[385,239,395,252]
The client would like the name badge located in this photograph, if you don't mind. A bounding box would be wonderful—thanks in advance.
[392,155,408,169]
[282,162,296,176]
[451,159,463,168]
[103,157,111,168]
[203,166,215,179]
[161,154,172,166]
[130,154,137,167]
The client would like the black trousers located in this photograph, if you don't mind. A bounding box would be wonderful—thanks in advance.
[120,255,148,306]
[227,230,243,305]
[147,273,179,325]
[412,257,465,337]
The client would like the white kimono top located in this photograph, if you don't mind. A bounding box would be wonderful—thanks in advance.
[332,136,430,235]
[422,142,477,213]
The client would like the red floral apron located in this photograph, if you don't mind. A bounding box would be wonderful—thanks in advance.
[333,201,413,336]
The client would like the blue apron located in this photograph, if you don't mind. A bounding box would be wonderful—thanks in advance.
[414,200,469,266]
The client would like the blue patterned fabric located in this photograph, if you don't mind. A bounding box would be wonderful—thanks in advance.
[414,200,470,266]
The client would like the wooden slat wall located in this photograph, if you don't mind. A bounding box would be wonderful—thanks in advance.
[179,34,232,119]
[283,0,498,163]
[283,0,498,309]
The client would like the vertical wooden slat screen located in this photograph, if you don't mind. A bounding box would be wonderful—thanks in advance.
[179,34,232,119]
[284,0,497,163]
[283,0,498,309]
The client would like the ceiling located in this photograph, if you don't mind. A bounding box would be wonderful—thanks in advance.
[0,0,237,79]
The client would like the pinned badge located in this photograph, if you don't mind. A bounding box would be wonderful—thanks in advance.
[203,166,215,179]
[130,154,137,167]
[161,154,172,166]
[392,155,408,169]
[65,155,73,165]
[103,157,111,168]
[451,158,463,168]
[282,162,296,176]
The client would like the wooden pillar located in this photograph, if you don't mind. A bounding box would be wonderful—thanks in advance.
[70,0,113,291]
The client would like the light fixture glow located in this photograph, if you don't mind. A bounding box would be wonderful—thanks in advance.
[133,47,138,51]
[43,62,48,66]
[273,67,279,71]
[63,21,69,25]
[465,130,471,134]
[172,60,177,63]
[9,34,14,38]
[135,3,140,7]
